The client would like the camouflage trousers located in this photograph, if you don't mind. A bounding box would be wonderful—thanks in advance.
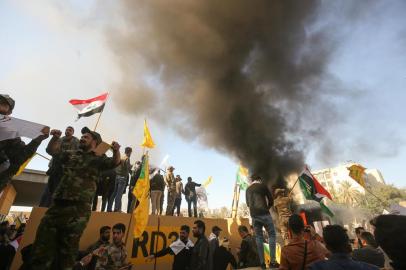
[165,190,176,216]
[279,216,290,245]
[31,200,91,270]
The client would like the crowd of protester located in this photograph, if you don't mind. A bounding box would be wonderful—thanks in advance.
[35,123,203,218]
[1,94,406,270]
[0,221,26,270]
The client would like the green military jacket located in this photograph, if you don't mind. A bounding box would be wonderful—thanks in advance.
[95,242,128,270]
[53,149,117,203]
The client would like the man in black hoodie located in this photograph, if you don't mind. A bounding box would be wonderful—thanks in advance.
[246,176,279,269]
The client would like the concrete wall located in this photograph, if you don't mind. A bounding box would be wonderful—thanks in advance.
[12,207,249,270]
[12,169,48,207]
[0,184,16,216]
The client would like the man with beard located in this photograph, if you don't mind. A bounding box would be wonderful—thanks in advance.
[30,127,121,270]
[147,225,194,270]
[40,126,79,207]
[95,223,131,270]
[191,220,209,270]
[86,226,111,254]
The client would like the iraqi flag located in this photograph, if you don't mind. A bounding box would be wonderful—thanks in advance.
[69,92,108,119]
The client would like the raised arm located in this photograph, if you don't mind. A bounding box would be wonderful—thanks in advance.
[46,129,61,156]
[111,141,121,167]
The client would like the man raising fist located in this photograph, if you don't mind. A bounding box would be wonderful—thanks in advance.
[30,127,121,270]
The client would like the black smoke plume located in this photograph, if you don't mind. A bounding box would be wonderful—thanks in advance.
[108,0,338,183]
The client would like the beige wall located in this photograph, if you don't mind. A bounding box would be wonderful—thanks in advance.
[0,184,16,216]
[12,207,249,270]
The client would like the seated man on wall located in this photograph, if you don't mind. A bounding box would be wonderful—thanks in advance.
[95,223,131,270]
[147,225,194,270]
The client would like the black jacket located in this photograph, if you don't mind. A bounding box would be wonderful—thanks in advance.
[213,246,237,270]
[238,234,260,268]
[184,182,201,200]
[190,236,209,270]
[154,243,193,270]
[246,182,273,216]
[150,173,165,191]
[352,246,385,268]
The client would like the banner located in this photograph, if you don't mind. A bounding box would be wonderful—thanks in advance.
[196,187,208,210]
[0,116,46,141]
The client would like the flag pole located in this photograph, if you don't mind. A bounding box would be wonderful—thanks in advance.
[288,178,300,197]
[35,152,51,161]
[364,187,390,212]
[153,216,160,270]
[231,180,239,218]
[93,92,109,132]
[93,112,103,132]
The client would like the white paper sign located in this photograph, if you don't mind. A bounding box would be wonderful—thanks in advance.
[0,116,46,141]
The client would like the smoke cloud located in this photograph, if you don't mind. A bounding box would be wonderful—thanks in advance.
[107,0,344,184]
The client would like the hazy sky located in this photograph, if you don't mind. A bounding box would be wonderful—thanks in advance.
[1,1,405,208]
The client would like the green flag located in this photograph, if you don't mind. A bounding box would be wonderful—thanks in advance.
[320,201,334,217]
[236,165,249,190]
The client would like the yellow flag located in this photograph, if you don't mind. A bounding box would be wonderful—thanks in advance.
[141,120,155,148]
[264,242,281,264]
[348,164,366,188]
[132,154,150,238]
[15,154,35,176]
[202,176,213,188]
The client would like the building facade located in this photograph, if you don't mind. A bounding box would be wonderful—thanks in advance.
[312,162,386,195]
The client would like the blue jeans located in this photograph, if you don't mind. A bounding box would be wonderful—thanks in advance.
[109,176,127,212]
[252,214,277,265]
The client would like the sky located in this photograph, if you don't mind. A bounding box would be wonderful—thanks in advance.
[1,1,406,208]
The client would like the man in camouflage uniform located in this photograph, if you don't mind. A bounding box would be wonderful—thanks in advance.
[273,188,293,245]
[165,166,176,215]
[95,223,131,270]
[0,94,50,192]
[40,126,79,207]
[30,127,121,270]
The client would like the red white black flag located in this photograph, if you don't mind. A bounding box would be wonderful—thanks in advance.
[69,92,108,119]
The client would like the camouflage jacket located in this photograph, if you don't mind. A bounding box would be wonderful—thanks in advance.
[164,172,176,191]
[274,196,292,218]
[52,149,118,203]
[95,242,128,270]
[59,136,80,151]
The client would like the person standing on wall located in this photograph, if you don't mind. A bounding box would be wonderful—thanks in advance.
[184,177,201,218]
